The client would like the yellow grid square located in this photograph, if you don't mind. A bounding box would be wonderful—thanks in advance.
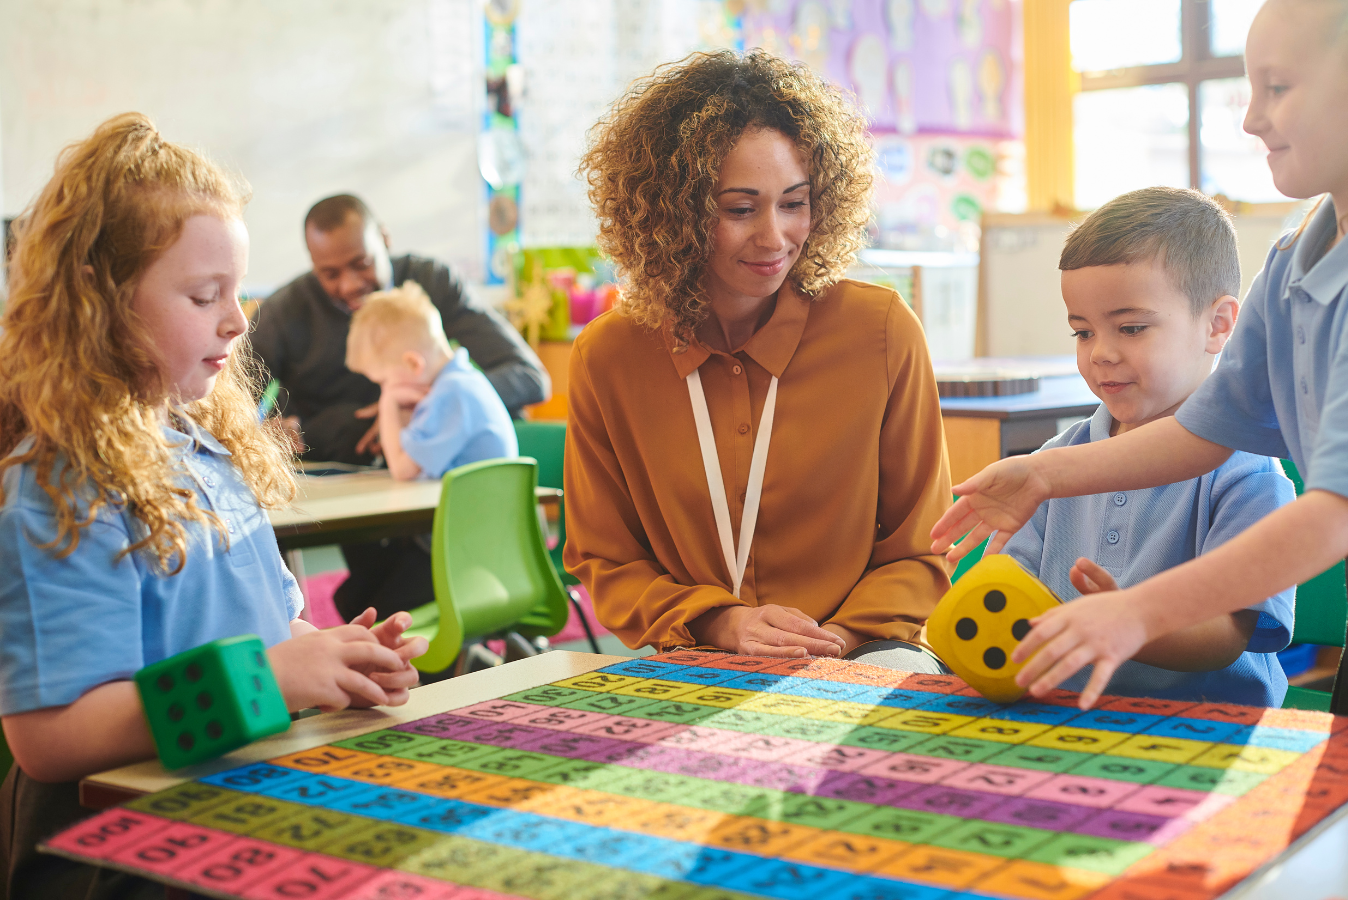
[672,686,758,708]
[609,679,703,700]
[871,710,976,735]
[949,720,1055,745]
[1026,727,1129,754]
[739,693,833,716]
[1107,734,1215,765]
[811,701,884,724]
[551,672,645,693]
[1189,743,1300,774]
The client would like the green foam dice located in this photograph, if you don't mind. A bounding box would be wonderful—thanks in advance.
[135,635,290,770]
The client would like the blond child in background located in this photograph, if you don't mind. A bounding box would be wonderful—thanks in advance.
[0,113,426,899]
[933,0,1348,712]
[345,281,517,489]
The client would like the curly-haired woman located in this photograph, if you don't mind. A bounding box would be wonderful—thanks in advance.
[565,51,952,668]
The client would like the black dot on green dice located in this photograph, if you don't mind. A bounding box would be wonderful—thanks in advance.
[177,733,194,751]
[253,675,263,692]
[955,618,978,640]
[167,703,185,722]
[196,690,213,710]
[250,700,261,717]
[984,590,1007,612]
[156,674,174,693]
[254,651,266,668]
[185,663,203,682]
[1012,619,1031,641]
[205,720,223,740]
[983,647,1007,670]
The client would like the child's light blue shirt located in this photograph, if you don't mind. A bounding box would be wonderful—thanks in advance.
[0,420,302,716]
[401,348,518,480]
[1003,405,1295,706]
[1178,199,1348,498]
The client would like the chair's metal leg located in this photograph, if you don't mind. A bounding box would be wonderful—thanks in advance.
[456,641,503,675]
[568,588,602,654]
[503,632,538,662]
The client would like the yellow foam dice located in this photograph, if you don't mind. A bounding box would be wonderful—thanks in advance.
[928,555,1063,703]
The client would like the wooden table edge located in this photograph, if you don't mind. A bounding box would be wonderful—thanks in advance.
[79,650,625,809]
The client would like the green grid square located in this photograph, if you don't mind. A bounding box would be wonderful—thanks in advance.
[985,745,1097,773]
[1069,755,1178,785]
[685,780,783,819]
[530,758,619,788]
[627,700,724,724]
[928,818,1057,860]
[835,725,928,754]
[126,782,241,821]
[564,693,659,716]
[502,685,594,707]
[607,770,707,805]
[1025,832,1156,876]
[1156,764,1270,796]
[696,708,784,734]
[761,717,854,742]
[776,795,872,829]
[455,749,559,779]
[389,738,498,767]
[836,806,963,844]
[908,735,1008,763]
[331,730,441,756]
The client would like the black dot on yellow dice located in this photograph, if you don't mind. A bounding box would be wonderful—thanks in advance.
[956,618,978,640]
[983,590,1006,612]
[983,647,1007,669]
[1012,619,1031,641]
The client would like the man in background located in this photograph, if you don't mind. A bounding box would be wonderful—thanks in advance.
[251,194,549,618]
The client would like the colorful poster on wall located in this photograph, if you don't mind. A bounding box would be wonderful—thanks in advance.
[738,0,1021,138]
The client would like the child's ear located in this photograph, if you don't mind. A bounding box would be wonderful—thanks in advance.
[1205,295,1239,354]
[402,350,426,376]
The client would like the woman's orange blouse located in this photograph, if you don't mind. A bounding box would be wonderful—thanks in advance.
[563,279,953,651]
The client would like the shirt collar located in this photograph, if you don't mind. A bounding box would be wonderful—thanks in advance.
[165,414,232,458]
[1290,199,1348,307]
[665,282,811,379]
[1087,403,1115,442]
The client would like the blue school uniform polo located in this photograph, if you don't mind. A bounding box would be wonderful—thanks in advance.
[1003,404,1295,706]
[0,419,302,716]
[1177,199,1348,498]
[400,348,518,479]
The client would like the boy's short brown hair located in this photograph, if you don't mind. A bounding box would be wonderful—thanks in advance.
[1060,186,1239,316]
[346,281,450,368]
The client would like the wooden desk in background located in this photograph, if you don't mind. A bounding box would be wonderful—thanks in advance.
[267,468,561,615]
[940,373,1098,485]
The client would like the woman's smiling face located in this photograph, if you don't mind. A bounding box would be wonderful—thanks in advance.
[704,128,812,306]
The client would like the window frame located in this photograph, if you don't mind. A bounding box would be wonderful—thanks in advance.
[1074,0,1246,193]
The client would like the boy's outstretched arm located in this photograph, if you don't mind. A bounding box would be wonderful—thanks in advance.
[1014,489,1348,708]
[932,417,1233,561]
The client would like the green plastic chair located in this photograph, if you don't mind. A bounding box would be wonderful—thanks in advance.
[404,458,571,674]
[514,421,600,653]
[1278,460,1348,713]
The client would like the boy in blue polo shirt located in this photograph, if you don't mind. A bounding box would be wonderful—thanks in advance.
[346,281,518,485]
[1001,187,1295,706]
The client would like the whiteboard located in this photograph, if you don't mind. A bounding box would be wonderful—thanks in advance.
[977,202,1313,358]
[0,0,482,293]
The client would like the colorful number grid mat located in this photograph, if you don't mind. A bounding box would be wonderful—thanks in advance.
[43,650,1348,900]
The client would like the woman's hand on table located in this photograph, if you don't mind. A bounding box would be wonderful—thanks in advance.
[690,605,847,658]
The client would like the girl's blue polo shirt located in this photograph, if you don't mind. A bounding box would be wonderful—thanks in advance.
[1003,404,1295,706]
[0,420,301,716]
[1177,199,1348,498]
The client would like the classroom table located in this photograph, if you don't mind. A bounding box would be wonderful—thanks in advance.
[267,467,562,617]
[77,651,1348,899]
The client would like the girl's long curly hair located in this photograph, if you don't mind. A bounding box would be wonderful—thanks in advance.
[580,50,874,344]
[0,112,295,574]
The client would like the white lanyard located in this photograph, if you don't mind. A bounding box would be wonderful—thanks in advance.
[686,368,778,598]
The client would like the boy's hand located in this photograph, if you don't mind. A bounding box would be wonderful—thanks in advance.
[354,403,382,455]
[1011,590,1150,709]
[1069,558,1119,595]
[346,608,429,707]
[381,382,431,407]
[931,456,1053,562]
[268,625,409,712]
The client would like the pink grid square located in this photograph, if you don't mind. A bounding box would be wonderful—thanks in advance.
[939,763,1056,797]
[1022,774,1142,810]
[856,752,973,784]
